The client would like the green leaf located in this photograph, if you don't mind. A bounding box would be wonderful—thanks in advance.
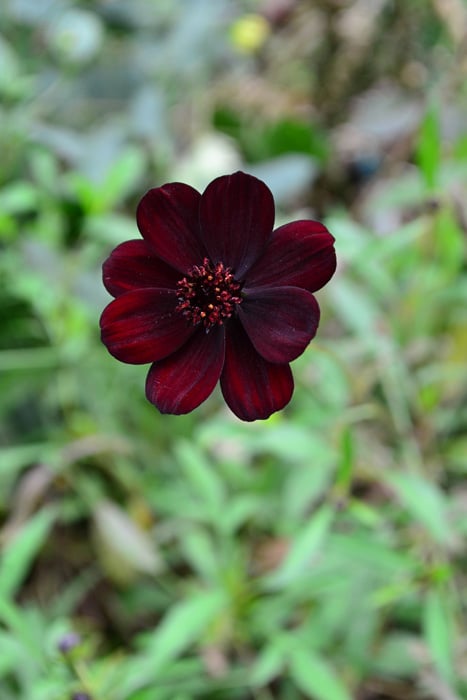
[265,118,329,161]
[329,277,379,341]
[181,529,219,583]
[0,182,38,213]
[250,642,286,686]
[84,213,137,245]
[175,441,225,517]
[29,148,60,190]
[93,500,163,582]
[416,104,440,189]
[371,632,419,677]
[101,147,145,209]
[0,35,21,91]
[282,462,332,526]
[330,533,413,577]
[0,444,54,491]
[433,206,464,279]
[142,589,226,672]
[290,648,352,700]
[0,507,56,600]
[386,472,451,545]
[244,423,335,464]
[0,631,21,675]
[265,505,334,587]
[335,426,354,495]
[65,172,97,213]
[423,589,455,684]
[222,494,263,534]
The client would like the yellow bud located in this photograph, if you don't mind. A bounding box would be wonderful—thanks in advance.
[230,14,270,54]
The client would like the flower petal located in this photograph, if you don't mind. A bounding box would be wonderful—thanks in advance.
[246,220,336,292]
[220,319,294,421]
[239,286,320,363]
[145,326,225,414]
[103,240,180,297]
[100,289,193,364]
[136,183,206,273]
[199,172,274,279]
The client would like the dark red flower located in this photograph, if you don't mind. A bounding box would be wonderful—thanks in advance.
[100,172,336,421]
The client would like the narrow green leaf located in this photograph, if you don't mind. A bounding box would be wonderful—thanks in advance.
[386,472,451,545]
[423,589,454,684]
[416,105,440,189]
[181,530,219,583]
[290,648,352,700]
[330,278,379,341]
[175,441,225,514]
[265,505,334,587]
[65,172,97,213]
[0,182,38,213]
[335,426,354,495]
[433,206,464,279]
[0,507,56,599]
[370,632,419,677]
[330,533,413,576]
[250,643,286,686]
[101,147,145,208]
[142,589,226,672]
[0,631,21,675]
[0,445,54,488]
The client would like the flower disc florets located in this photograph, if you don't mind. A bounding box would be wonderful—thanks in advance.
[176,257,242,330]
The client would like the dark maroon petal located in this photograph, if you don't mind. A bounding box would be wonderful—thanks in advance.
[238,286,320,363]
[246,220,336,292]
[136,183,206,274]
[103,240,180,297]
[100,288,193,364]
[145,326,225,414]
[199,172,275,279]
[220,319,294,421]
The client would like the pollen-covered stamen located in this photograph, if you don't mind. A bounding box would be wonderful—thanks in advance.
[176,257,242,329]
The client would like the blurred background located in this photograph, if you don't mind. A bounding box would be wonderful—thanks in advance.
[1,0,467,698]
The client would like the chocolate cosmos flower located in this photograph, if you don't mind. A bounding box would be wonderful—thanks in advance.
[100,172,336,421]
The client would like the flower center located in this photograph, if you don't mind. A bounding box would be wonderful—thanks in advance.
[176,257,242,329]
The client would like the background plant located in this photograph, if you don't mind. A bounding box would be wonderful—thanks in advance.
[1,1,466,699]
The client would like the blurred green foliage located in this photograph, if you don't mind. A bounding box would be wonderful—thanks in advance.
[1,1,467,699]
